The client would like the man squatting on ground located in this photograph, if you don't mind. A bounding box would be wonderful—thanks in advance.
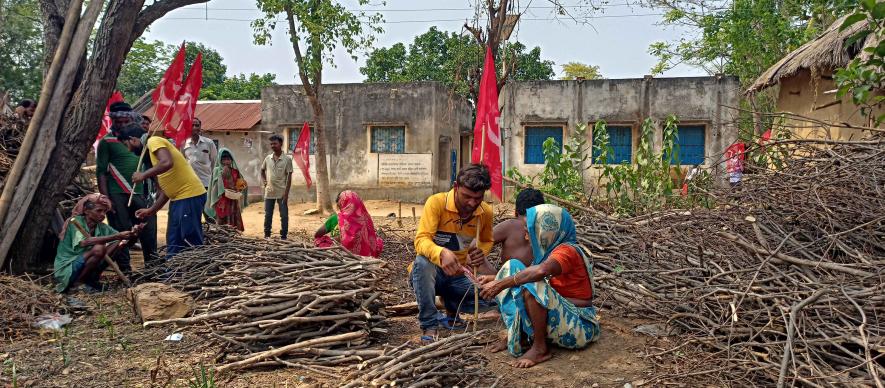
[95,102,158,270]
[116,125,207,258]
[411,164,497,341]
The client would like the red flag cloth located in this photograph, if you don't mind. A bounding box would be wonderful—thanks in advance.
[725,142,746,174]
[96,91,124,141]
[165,52,203,147]
[293,122,313,188]
[152,43,186,130]
[758,128,772,151]
[470,47,503,200]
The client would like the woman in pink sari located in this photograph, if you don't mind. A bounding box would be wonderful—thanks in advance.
[314,191,384,257]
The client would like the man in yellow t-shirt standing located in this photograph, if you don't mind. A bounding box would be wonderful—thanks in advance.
[117,125,207,258]
[411,164,496,342]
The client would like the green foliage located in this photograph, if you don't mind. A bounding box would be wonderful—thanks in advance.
[507,124,589,201]
[202,73,277,100]
[360,26,554,102]
[96,313,115,339]
[188,363,216,388]
[560,62,602,80]
[834,0,885,125]
[595,116,703,215]
[0,0,43,101]
[116,38,277,101]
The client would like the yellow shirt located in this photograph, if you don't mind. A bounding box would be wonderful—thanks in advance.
[414,190,493,268]
[147,136,206,201]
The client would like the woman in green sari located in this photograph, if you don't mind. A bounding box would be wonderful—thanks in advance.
[205,149,248,231]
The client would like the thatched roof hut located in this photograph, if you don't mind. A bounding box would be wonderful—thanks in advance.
[746,15,872,94]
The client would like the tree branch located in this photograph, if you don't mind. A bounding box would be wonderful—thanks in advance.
[134,0,209,38]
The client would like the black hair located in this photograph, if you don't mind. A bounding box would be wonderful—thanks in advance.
[108,101,132,112]
[515,188,546,216]
[220,150,233,160]
[336,191,345,203]
[456,164,492,192]
[269,134,284,143]
[141,115,151,122]
[17,99,35,108]
[116,123,146,141]
[83,201,97,210]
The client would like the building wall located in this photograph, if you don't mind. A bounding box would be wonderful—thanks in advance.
[261,82,472,202]
[204,127,271,199]
[776,69,881,140]
[499,77,741,193]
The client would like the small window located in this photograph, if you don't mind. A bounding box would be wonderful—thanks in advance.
[371,126,405,153]
[524,126,563,164]
[592,125,632,164]
[674,125,705,165]
[288,126,315,154]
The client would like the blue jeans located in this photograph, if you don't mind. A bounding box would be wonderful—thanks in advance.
[409,255,494,330]
[263,198,288,238]
[167,194,206,258]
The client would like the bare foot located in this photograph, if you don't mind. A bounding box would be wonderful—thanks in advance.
[511,346,551,368]
[486,336,508,353]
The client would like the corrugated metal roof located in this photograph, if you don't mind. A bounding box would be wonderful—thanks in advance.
[144,100,261,132]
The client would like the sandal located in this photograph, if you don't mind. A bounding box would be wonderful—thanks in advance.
[439,316,469,330]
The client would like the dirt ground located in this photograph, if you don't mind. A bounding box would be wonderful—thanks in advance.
[2,201,657,387]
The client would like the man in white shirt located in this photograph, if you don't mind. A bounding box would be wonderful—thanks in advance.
[183,117,218,190]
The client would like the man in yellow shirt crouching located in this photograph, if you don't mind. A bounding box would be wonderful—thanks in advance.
[117,124,207,258]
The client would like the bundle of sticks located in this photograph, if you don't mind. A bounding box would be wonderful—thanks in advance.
[0,275,65,340]
[342,330,500,388]
[578,137,884,386]
[0,113,26,186]
[139,226,387,372]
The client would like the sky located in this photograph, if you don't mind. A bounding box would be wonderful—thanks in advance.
[143,0,705,84]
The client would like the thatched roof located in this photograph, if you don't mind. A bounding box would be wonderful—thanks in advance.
[746,15,871,93]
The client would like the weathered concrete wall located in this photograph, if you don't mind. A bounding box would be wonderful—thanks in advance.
[204,127,271,199]
[261,82,472,203]
[499,76,741,193]
[776,69,880,140]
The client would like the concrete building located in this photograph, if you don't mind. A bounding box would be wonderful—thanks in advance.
[497,76,741,192]
[261,82,472,202]
[145,100,270,198]
[747,16,882,139]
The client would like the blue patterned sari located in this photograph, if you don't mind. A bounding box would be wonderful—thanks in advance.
[495,204,601,356]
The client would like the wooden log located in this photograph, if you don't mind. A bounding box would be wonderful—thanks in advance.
[216,330,366,372]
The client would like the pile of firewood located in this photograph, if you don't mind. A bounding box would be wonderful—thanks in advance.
[0,113,26,187]
[139,226,386,372]
[577,136,885,386]
[0,275,65,340]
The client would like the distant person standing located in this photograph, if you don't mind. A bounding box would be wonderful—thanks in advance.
[183,117,217,190]
[117,125,207,258]
[15,99,36,124]
[260,135,293,240]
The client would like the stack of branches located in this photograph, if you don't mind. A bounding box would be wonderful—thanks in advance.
[0,275,65,340]
[342,330,501,388]
[578,137,884,387]
[0,113,26,187]
[138,226,387,373]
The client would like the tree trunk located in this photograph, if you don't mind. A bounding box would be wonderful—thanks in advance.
[307,92,333,214]
[3,0,208,273]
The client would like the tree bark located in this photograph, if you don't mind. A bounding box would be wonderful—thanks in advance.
[3,0,208,272]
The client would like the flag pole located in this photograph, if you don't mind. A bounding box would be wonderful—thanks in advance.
[127,105,175,206]
[473,121,486,332]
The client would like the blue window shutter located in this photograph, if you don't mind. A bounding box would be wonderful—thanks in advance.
[524,127,562,164]
[674,125,705,165]
[592,126,632,164]
[371,126,406,153]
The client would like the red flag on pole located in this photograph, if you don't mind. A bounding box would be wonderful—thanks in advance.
[165,52,203,147]
[293,122,313,189]
[152,43,186,130]
[470,47,503,200]
[725,142,746,175]
[95,91,124,142]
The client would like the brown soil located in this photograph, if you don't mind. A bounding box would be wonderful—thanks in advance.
[2,201,655,387]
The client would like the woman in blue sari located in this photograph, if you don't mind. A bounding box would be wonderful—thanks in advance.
[479,204,600,368]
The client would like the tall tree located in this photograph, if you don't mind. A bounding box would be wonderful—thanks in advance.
[0,0,209,272]
[560,61,602,80]
[116,38,172,100]
[202,73,277,100]
[361,27,554,104]
[253,0,382,213]
[0,0,43,101]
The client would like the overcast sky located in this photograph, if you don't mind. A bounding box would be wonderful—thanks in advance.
[143,0,705,84]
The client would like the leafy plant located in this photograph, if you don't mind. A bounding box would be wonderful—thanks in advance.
[834,0,885,126]
[96,313,115,339]
[189,363,216,388]
[506,123,590,202]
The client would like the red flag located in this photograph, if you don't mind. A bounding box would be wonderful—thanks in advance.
[165,52,203,147]
[95,91,124,142]
[725,142,746,174]
[152,43,186,129]
[293,122,313,189]
[470,47,503,200]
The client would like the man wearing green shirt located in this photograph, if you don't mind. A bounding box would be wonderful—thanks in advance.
[95,102,157,269]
